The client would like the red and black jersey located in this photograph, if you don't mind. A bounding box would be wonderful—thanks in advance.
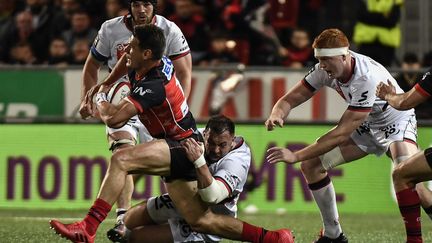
[415,67,432,97]
[126,56,196,140]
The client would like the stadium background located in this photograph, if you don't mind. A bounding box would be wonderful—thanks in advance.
[2,0,432,242]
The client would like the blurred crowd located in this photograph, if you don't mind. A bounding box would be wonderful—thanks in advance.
[0,0,431,117]
[0,0,322,67]
[1,0,431,68]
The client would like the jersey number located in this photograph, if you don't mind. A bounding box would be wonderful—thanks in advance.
[358,91,368,102]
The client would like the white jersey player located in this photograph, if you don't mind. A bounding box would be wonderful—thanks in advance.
[303,50,417,159]
[111,115,252,243]
[266,28,425,243]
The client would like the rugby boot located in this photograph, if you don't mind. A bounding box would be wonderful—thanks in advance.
[50,219,95,243]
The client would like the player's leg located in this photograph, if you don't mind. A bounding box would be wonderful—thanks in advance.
[393,149,432,191]
[300,138,367,242]
[405,149,432,220]
[107,130,136,231]
[166,180,294,243]
[108,195,177,243]
[98,139,171,203]
[390,143,430,243]
[50,139,172,242]
[107,121,153,237]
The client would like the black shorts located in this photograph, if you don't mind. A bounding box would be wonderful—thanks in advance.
[163,132,204,182]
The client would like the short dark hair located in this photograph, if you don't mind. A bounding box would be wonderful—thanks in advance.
[205,115,235,135]
[403,52,419,64]
[133,24,165,60]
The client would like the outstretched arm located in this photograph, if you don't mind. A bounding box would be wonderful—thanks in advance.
[267,109,369,164]
[265,81,314,130]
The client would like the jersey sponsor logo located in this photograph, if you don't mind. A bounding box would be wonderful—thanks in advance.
[116,43,129,60]
[178,219,193,237]
[223,173,235,187]
[161,57,174,79]
[356,123,370,135]
[133,87,154,96]
[379,123,400,139]
[154,194,174,210]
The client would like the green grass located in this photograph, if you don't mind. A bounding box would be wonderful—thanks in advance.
[1,209,431,242]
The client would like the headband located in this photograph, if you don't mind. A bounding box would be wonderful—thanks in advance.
[314,47,349,57]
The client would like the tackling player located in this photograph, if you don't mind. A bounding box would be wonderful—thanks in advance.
[50,24,293,243]
[78,0,192,235]
[265,28,427,243]
[108,115,258,243]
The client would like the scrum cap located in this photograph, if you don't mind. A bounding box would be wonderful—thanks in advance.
[129,0,157,13]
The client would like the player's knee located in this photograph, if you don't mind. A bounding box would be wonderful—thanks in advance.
[300,160,322,176]
[111,149,131,171]
[392,163,413,187]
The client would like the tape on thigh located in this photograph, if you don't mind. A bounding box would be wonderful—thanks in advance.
[319,146,345,170]
[393,155,411,164]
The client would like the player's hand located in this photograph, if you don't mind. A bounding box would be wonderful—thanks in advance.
[79,84,101,119]
[98,84,110,94]
[266,147,298,164]
[181,138,204,162]
[265,115,284,131]
[78,99,93,120]
[376,79,396,100]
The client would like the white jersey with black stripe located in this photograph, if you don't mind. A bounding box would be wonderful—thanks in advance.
[304,51,414,128]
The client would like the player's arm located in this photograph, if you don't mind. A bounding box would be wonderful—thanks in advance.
[296,108,369,161]
[171,53,192,99]
[81,54,103,100]
[181,138,229,204]
[95,93,137,128]
[385,88,427,110]
[265,80,314,130]
[377,80,429,110]
[267,109,369,164]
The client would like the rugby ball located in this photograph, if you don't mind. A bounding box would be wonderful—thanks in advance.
[107,81,131,105]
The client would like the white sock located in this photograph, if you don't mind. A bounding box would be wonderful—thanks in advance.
[311,181,342,238]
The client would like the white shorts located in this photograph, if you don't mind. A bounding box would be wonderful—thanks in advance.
[105,115,153,144]
[351,115,417,156]
[146,194,222,243]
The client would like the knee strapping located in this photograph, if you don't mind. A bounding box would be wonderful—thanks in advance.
[109,138,136,151]
[319,146,345,170]
[393,155,411,164]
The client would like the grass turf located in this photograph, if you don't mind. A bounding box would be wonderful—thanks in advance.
[1,209,431,242]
